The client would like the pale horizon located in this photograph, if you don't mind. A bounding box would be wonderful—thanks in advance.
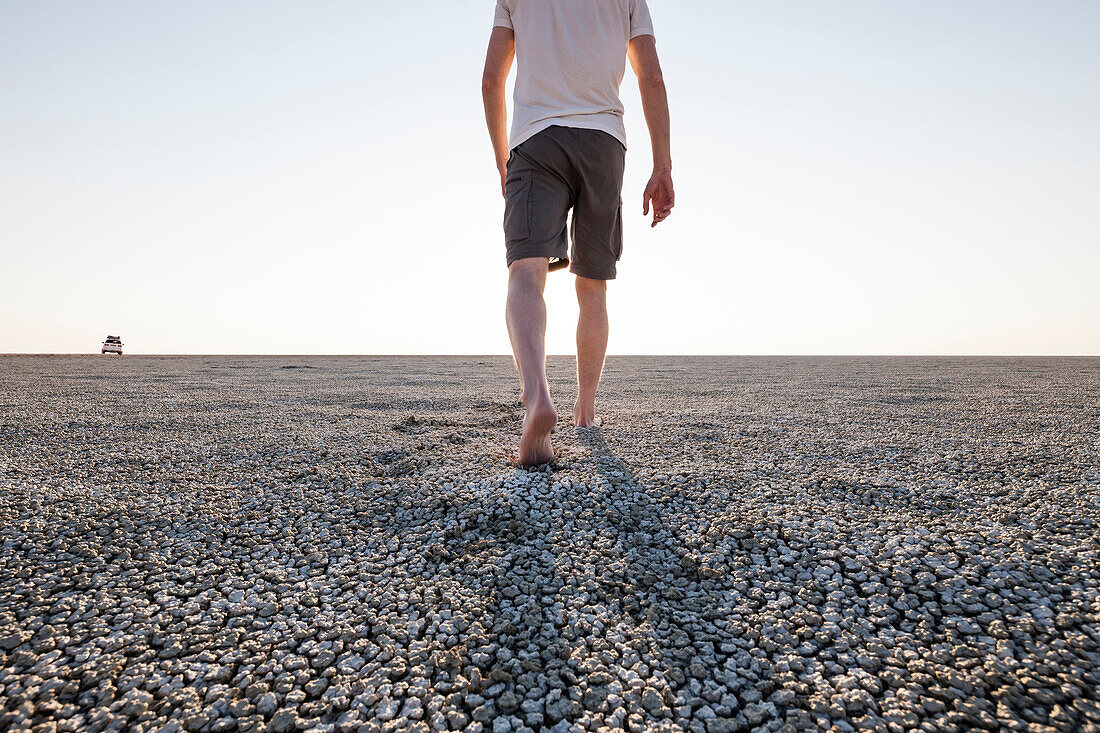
[3,1,1099,356]
[4,353,1100,358]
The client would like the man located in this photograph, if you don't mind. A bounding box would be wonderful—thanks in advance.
[482,0,674,466]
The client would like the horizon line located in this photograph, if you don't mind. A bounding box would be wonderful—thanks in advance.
[3,353,1099,359]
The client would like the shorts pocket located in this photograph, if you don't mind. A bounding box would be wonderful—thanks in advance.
[504,172,530,243]
[613,199,624,260]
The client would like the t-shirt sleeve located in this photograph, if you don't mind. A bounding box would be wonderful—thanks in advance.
[493,0,513,30]
[629,0,655,39]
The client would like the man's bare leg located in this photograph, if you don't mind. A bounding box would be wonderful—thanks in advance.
[574,275,608,427]
[506,258,558,465]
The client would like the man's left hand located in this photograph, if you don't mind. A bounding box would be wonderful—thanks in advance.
[643,169,675,227]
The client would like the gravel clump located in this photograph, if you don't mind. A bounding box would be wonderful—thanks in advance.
[1,355,1099,732]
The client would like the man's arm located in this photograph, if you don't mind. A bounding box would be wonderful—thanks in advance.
[628,35,674,227]
[482,27,516,197]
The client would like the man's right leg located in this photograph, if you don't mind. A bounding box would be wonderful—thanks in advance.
[574,275,608,427]
[506,257,557,465]
[566,127,625,428]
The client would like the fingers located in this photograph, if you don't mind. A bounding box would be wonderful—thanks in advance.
[651,187,673,226]
[644,175,674,225]
[651,201,673,227]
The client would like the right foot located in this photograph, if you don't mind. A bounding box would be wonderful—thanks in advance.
[573,403,601,428]
[519,392,557,466]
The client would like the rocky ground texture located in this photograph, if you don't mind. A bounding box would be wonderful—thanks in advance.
[1,356,1098,733]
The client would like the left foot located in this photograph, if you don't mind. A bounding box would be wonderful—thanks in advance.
[519,391,557,466]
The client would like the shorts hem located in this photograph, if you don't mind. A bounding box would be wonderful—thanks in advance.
[569,263,617,281]
[506,245,569,269]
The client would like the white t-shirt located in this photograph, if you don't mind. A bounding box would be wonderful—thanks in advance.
[493,0,655,150]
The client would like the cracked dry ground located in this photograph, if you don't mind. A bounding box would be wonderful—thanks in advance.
[1,356,1098,733]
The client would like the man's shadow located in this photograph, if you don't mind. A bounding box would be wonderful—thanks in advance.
[574,427,806,730]
[417,428,816,730]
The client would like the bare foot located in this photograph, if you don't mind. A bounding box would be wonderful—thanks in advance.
[573,403,601,428]
[519,392,557,466]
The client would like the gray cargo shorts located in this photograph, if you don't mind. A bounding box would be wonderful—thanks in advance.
[503,125,626,280]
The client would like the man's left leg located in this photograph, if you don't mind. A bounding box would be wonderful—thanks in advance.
[574,275,608,427]
[502,129,576,464]
[507,258,558,465]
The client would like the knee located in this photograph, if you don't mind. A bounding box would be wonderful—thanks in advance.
[575,276,607,301]
[509,258,548,292]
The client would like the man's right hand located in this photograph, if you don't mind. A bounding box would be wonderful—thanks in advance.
[643,168,675,227]
[499,163,508,198]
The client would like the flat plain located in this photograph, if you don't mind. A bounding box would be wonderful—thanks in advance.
[1,355,1098,733]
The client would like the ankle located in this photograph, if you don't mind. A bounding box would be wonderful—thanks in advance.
[522,386,553,407]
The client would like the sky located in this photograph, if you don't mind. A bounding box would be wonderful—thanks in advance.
[1,0,1098,355]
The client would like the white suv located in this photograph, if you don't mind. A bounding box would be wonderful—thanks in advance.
[101,336,123,355]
